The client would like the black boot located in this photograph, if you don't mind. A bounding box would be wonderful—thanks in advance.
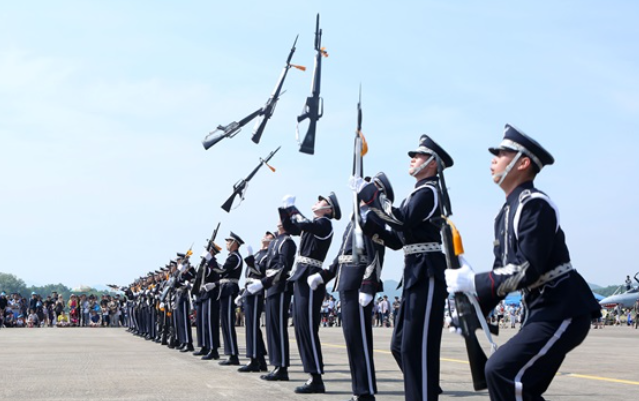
[238,358,260,372]
[258,356,268,372]
[201,349,220,360]
[218,355,240,366]
[260,367,289,381]
[294,374,325,394]
[193,347,209,356]
[180,343,194,352]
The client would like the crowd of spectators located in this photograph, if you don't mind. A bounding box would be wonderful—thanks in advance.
[316,294,402,328]
[0,291,127,329]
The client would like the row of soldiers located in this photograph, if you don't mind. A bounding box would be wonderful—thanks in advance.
[121,127,601,401]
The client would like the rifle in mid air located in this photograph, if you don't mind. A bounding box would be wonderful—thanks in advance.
[221,146,281,212]
[297,13,328,155]
[202,36,304,150]
[252,36,305,144]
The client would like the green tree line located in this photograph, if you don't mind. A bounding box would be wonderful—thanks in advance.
[0,272,113,301]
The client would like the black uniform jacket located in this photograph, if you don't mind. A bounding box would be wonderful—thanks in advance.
[360,177,447,290]
[279,206,333,281]
[260,233,297,298]
[474,181,601,323]
[218,252,242,298]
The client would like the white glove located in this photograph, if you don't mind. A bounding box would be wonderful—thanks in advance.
[307,273,324,291]
[282,194,296,208]
[202,282,216,292]
[177,263,185,272]
[444,256,476,294]
[349,176,367,192]
[234,295,243,306]
[358,292,373,307]
[247,245,254,256]
[201,250,213,261]
[159,302,165,309]
[247,281,264,294]
[446,310,463,336]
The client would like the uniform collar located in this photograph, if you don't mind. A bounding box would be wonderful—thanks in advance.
[415,176,439,188]
[506,180,535,204]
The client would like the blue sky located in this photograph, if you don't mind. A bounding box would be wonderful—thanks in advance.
[1,1,637,289]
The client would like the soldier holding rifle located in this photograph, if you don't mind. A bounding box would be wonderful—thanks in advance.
[357,135,454,401]
[445,125,601,401]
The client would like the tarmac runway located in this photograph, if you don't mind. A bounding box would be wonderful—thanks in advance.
[1,323,637,400]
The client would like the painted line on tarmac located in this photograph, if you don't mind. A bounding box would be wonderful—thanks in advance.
[321,341,470,363]
[321,341,639,385]
[562,373,639,386]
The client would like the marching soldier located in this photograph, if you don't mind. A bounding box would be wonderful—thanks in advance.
[218,232,244,366]
[247,221,297,382]
[237,231,273,372]
[278,192,340,394]
[445,124,601,401]
[309,173,402,401]
[358,135,454,401]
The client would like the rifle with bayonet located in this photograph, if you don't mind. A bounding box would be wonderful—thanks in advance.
[351,87,367,264]
[437,161,498,391]
[202,109,262,150]
[221,146,281,212]
[252,36,306,144]
[297,13,328,155]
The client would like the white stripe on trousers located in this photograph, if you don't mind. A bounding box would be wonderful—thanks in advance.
[208,298,213,348]
[309,288,321,373]
[183,301,189,343]
[228,294,236,354]
[421,277,435,401]
[514,318,572,401]
[279,293,285,366]
[252,296,258,358]
[359,303,374,395]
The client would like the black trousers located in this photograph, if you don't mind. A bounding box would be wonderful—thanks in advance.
[266,292,291,367]
[201,297,220,350]
[220,293,238,356]
[244,293,266,359]
[485,314,591,401]
[293,278,325,374]
[176,295,192,345]
[340,290,376,397]
[391,276,446,401]
[194,301,204,348]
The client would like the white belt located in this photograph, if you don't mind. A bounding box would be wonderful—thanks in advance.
[338,255,366,264]
[403,242,442,255]
[219,279,239,285]
[528,263,573,290]
[245,278,261,285]
[297,256,323,268]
